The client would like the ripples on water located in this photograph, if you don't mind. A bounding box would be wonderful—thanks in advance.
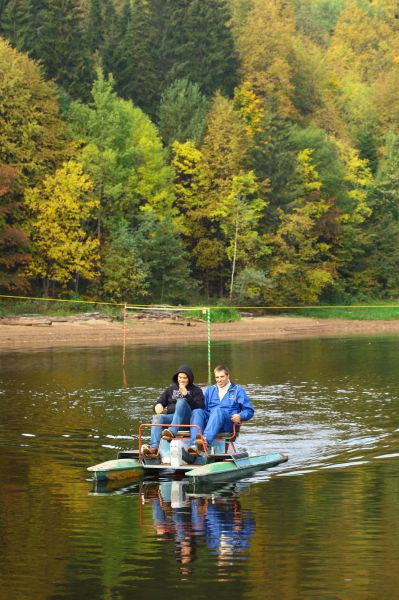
[243,381,398,481]
[5,380,395,477]
[0,338,398,599]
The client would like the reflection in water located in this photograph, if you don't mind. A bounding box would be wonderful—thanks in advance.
[1,337,399,599]
[140,480,255,579]
[90,478,256,580]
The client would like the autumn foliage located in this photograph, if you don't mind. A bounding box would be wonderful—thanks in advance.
[1,1,399,304]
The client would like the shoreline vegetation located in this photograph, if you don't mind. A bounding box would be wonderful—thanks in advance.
[3,299,399,320]
[2,310,399,351]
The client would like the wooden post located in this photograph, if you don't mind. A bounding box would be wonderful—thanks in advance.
[207,307,211,384]
[122,303,127,369]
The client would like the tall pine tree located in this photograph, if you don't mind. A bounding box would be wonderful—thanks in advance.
[177,0,238,96]
[158,78,209,145]
[86,0,104,54]
[154,0,238,97]
[34,0,94,100]
[117,0,239,116]
[0,0,31,50]
[115,0,159,115]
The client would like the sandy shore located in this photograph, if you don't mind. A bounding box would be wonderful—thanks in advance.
[1,315,399,350]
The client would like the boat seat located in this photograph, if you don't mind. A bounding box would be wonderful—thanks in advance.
[210,451,249,461]
[117,450,140,459]
[176,426,240,441]
[176,429,190,436]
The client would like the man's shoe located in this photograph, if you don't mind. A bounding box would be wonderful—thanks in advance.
[142,444,158,459]
[195,437,207,453]
[161,429,175,442]
[187,445,200,456]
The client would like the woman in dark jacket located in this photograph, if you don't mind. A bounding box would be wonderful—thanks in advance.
[142,365,204,458]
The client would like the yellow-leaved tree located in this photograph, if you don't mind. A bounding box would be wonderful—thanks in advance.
[171,139,208,232]
[326,1,399,143]
[327,1,397,83]
[267,148,338,303]
[196,92,252,296]
[219,171,267,301]
[24,161,100,296]
[233,81,266,138]
[235,0,297,118]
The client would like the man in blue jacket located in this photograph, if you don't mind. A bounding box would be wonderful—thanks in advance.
[188,364,254,455]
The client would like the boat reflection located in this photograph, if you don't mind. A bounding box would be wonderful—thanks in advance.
[90,477,256,575]
[140,480,256,576]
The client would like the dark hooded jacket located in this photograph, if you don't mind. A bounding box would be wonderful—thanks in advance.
[153,365,204,414]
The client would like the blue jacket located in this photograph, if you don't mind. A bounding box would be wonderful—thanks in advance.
[204,382,254,421]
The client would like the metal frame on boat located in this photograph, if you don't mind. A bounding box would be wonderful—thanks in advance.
[87,422,288,488]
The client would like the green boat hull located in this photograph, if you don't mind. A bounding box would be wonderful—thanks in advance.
[87,458,145,482]
[88,452,288,484]
[186,452,288,487]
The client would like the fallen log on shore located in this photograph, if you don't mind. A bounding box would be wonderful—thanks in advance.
[0,316,53,326]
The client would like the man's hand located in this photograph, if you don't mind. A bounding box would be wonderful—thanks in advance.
[231,413,241,424]
[179,384,188,396]
[154,403,164,414]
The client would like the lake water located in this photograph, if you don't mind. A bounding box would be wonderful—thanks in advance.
[0,336,398,600]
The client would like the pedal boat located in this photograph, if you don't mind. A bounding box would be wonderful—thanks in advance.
[87,423,288,487]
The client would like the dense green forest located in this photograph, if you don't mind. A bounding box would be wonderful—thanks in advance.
[1,0,399,305]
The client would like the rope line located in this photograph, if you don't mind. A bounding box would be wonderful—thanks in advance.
[0,293,125,306]
[2,293,399,377]
[2,294,399,310]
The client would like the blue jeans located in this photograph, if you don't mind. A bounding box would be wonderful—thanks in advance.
[168,399,194,436]
[150,399,202,446]
[150,413,174,446]
[192,407,234,445]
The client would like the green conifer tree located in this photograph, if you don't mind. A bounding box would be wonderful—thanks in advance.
[119,0,238,115]
[35,0,94,100]
[179,0,239,96]
[0,0,31,50]
[347,132,399,295]
[0,0,10,20]
[86,0,104,54]
[158,0,238,96]
[158,79,209,145]
[357,124,379,175]
[101,0,123,80]
[116,0,159,115]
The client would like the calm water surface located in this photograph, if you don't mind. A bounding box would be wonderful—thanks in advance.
[0,337,398,600]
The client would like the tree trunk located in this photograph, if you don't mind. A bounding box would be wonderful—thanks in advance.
[229,212,239,302]
[97,179,104,240]
[43,278,50,297]
[160,274,164,304]
[75,272,80,294]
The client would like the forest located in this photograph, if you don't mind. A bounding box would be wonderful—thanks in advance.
[1,0,399,306]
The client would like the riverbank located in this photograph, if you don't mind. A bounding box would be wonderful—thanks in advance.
[2,315,399,350]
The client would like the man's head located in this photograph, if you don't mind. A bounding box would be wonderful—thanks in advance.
[172,365,194,385]
[177,372,189,387]
[214,365,230,388]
